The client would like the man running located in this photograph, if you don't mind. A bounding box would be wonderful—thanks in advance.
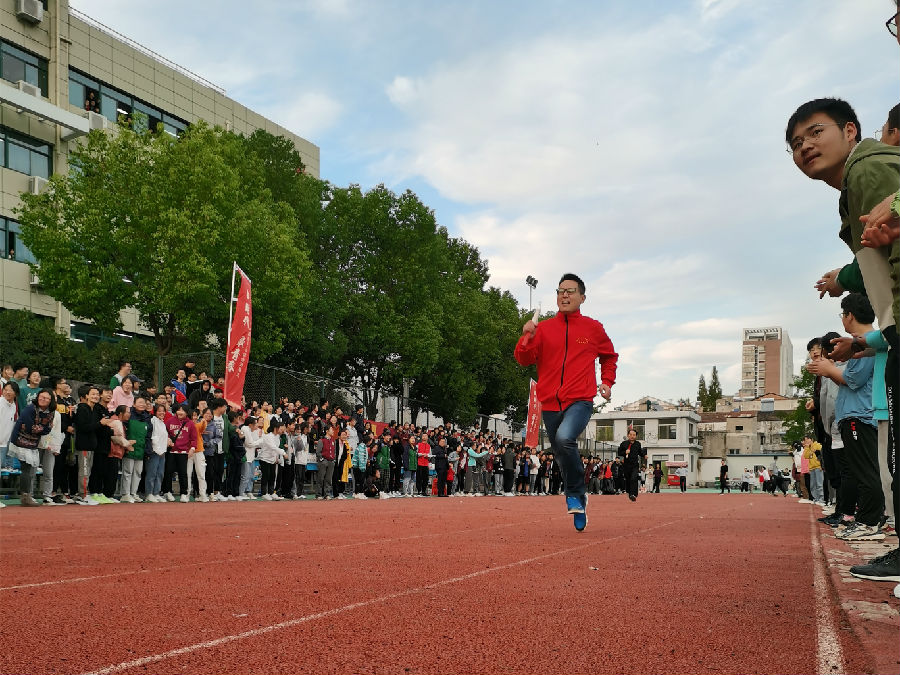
[515,273,618,531]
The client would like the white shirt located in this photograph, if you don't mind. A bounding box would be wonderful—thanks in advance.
[0,397,17,447]
[241,426,262,463]
[150,417,169,456]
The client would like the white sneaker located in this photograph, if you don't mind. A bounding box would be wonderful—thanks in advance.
[262,494,273,501]
[199,495,209,503]
[236,495,247,501]
[42,497,59,505]
[179,494,190,503]
[121,495,135,503]
[798,498,813,504]
[165,492,175,502]
[107,497,120,503]
[216,493,228,502]
[894,583,899,600]
[0,501,5,508]
[133,495,143,503]
[273,494,284,501]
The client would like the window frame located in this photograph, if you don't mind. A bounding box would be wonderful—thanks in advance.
[0,40,49,97]
[1,126,52,179]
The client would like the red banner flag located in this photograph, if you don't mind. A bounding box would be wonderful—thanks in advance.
[524,378,542,449]
[224,267,252,409]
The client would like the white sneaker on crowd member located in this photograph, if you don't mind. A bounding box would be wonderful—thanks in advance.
[164,492,175,502]
[42,496,60,505]
[62,495,75,504]
[132,495,143,503]
[273,494,284,501]
[216,493,228,502]
[0,501,5,508]
[798,499,813,504]
[179,494,189,503]
[199,495,209,503]
[120,495,135,503]
[894,584,899,599]
[262,494,273,501]
[106,496,120,503]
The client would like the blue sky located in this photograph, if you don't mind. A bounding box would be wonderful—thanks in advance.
[72,0,899,407]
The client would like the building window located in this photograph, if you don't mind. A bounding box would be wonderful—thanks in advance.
[728,449,740,455]
[651,454,667,463]
[658,418,677,440]
[625,419,645,440]
[1,217,35,264]
[69,68,187,136]
[674,454,685,462]
[0,40,49,97]
[1,127,52,179]
[69,70,100,113]
[596,421,613,442]
[735,425,744,431]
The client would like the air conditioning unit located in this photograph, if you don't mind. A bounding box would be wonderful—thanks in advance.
[28,176,47,194]
[87,110,111,131]
[16,80,41,98]
[29,273,42,287]
[16,0,43,24]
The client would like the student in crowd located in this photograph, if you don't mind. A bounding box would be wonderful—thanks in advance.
[9,388,56,506]
[163,404,197,503]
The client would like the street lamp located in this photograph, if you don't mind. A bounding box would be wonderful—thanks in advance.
[525,275,538,312]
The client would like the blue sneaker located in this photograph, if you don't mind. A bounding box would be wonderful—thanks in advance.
[566,495,588,532]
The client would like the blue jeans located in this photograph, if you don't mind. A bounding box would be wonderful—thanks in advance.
[144,452,165,496]
[542,401,593,501]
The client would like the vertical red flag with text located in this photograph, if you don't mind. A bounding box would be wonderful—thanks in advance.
[224,267,252,409]
[524,378,542,448]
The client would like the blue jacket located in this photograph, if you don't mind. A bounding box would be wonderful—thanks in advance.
[835,356,875,428]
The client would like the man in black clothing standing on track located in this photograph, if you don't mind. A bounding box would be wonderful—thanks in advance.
[719,459,731,494]
[617,428,645,502]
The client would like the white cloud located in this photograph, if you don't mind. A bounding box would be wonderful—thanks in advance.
[260,91,343,139]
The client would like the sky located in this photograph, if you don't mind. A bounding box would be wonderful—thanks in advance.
[71,0,899,408]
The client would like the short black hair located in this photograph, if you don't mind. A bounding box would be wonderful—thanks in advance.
[889,103,900,132]
[806,337,821,352]
[77,383,97,399]
[841,292,875,325]
[558,273,585,295]
[819,331,841,358]
[785,98,861,144]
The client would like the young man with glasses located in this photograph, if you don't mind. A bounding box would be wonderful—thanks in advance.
[786,94,899,535]
[514,273,618,531]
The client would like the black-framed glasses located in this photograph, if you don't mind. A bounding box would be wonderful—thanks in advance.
[887,13,898,37]
[786,123,842,153]
[556,288,580,296]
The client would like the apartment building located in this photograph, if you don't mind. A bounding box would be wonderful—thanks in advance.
[739,327,794,398]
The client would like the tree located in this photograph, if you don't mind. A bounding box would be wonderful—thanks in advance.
[708,366,723,408]
[17,122,311,359]
[780,366,815,447]
[697,374,708,410]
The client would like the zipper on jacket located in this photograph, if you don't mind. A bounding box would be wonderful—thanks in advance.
[556,314,569,409]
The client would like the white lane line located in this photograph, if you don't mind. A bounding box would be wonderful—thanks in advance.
[79,517,686,675]
[0,521,519,591]
[810,514,845,675]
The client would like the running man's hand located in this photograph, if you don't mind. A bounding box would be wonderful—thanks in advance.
[814,268,843,299]
[860,194,900,248]
[599,384,612,400]
[521,320,537,343]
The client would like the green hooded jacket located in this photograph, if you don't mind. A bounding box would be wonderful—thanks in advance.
[838,139,900,330]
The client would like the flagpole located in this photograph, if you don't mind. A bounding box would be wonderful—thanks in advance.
[227,261,238,344]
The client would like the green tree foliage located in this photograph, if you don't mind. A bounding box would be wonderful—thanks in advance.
[17,122,310,359]
[697,374,708,410]
[708,366,723,406]
[780,365,815,447]
[696,367,723,411]
[0,309,156,385]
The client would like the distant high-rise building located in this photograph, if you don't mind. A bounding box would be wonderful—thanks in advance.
[740,327,794,398]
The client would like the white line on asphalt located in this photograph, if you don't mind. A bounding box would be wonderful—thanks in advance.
[810,515,845,675]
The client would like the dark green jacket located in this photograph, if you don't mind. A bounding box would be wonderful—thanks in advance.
[838,139,900,329]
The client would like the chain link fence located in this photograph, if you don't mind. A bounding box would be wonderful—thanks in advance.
[156,352,519,437]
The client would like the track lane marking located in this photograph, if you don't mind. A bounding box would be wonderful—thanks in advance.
[810,513,845,674]
[78,516,689,675]
[0,520,521,591]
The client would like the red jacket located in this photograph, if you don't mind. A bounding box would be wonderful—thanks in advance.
[514,310,617,412]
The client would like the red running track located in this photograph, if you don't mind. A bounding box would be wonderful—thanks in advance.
[0,493,893,674]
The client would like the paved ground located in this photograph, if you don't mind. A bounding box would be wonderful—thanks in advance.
[0,490,896,674]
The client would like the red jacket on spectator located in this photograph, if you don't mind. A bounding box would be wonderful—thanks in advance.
[165,413,197,454]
